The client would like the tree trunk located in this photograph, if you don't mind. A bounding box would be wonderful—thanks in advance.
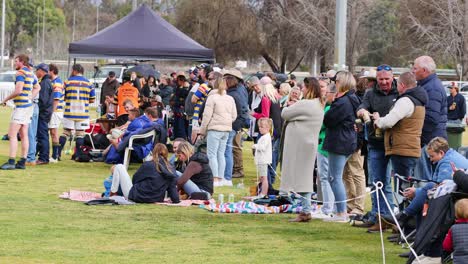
[261,50,280,73]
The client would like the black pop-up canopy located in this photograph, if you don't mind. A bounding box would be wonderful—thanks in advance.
[68,4,214,62]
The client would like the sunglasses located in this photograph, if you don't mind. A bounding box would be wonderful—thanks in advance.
[376,65,392,71]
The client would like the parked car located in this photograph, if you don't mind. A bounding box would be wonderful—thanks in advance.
[0,70,16,90]
[89,64,136,89]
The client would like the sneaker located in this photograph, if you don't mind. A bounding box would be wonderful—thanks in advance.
[35,160,49,165]
[49,158,58,163]
[214,181,223,187]
[323,215,349,223]
[222,179,233,187]
[0,162,16,170]
[311,211,333,220]
[15,162,25,169]
[25,161,36,166]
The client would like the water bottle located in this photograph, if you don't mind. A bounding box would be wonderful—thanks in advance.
[218,193,224,204]
[228,193,235,203]
[97,104,102,117]
[236,180,244,189]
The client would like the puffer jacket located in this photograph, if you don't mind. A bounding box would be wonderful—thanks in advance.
[199,92,237,135]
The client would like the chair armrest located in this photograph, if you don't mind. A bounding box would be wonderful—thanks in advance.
[128,130,156,149]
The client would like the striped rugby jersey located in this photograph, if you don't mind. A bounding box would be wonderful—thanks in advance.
[192,83,211,124]
[63,75,95,121]
[51,77,64,112]
[14,66,37,108]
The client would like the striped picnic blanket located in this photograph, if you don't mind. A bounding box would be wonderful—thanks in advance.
[200,201,313,214]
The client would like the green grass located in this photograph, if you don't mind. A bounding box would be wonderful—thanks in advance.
[0,106,429,264]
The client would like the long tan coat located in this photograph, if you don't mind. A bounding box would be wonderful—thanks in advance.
[280,99,324,193]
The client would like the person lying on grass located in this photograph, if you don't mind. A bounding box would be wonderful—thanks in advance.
[109,143,180,203]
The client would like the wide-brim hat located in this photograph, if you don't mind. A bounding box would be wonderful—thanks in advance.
[359,69,377,80]
[176,71,187,79]
[223,69,243,80]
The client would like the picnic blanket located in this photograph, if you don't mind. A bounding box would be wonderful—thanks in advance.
[200,201,308,214]
[59,190,102,202]
[155,199,215,207]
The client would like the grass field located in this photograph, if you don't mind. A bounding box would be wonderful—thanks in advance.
[2,106,459,264]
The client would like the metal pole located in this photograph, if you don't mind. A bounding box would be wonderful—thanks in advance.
[1,0,5,68]
[334,0,347,71]
[41,0,45,61]
[132,0,137,11]
[72,9,75,42]
[96,4,99,33]
[36,9,39,58]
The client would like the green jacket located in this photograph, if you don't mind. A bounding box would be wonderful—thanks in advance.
[318,105,330,157]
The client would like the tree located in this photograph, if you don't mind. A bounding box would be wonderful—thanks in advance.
[404,0,468,78]
[5,0,66,57]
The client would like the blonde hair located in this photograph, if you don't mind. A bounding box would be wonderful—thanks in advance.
[212,72,226,95]
[262,83,278,103]
[258,117,273,129]
[336,71,356,93]
[176,141,194,159]
[426,137,449,153]
[152,143,171,173]
[455,199,468,219]
[279,82,291,96]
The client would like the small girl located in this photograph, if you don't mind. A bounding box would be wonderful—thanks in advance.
[252,118,273,197]
[443,198,468,263]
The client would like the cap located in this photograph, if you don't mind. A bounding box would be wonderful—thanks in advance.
[35,63,49,72]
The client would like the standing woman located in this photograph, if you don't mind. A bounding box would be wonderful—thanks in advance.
[322,71,361,222]
[199,74,237,186]
[281,77,324,222]
[141,75,158,110]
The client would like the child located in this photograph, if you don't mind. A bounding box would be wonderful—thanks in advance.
[443,198,468,263]
[252,118,272,197]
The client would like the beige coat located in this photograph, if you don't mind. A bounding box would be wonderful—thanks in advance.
[200,93,237,135]
[280,99,324,193]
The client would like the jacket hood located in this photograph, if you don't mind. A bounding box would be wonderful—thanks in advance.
[346,89,361,110]
[417,73,438,87]
[402,85,428,106]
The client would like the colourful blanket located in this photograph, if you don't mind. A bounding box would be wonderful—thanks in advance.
[59,190,102,202]
[200,201,309,214]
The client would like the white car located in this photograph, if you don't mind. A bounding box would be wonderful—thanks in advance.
[0,70,16,90]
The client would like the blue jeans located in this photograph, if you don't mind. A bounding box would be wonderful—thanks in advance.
[298,192,312,214]
[36,118,50,162]
[206,130,229,179]
[328,152,349,214]
[26,104,39,162]
[414,147,433,180]
[404,182,435,217]
[176,171,211,198]
[223,130,236,181]
[391,155,417,178]
[268,137,280,184]
[368,147,393,219]
[317,153,334,215]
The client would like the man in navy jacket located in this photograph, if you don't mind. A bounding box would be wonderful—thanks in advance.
[412,55,448,180]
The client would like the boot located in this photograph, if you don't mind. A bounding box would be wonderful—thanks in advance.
[58,135,67,160]
[75,137,84,160]
[289,212,312,223]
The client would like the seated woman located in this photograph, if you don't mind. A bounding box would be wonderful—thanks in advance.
[109,143,180,203]
[384,137,468,227]
[175,141,213,198]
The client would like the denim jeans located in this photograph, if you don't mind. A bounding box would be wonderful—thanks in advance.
[317,153,334,215]
[26,104,39,162]
[298,192,312,214]
[223,130,236,181]
[176,171,211,198]
[414,147,433,180]
[391,155,417,178]
[206,130,229,179]
[327,152,350,214]
[404,182,435,217]
[36,118,50,162]
[368,147,393,219]
[267,137,280,184]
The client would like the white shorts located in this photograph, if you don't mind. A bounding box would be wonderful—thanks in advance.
[62,118,90,130]
[11,106,33,125]
[48,112,64,129]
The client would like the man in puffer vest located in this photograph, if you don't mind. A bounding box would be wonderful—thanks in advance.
[373,71,428,178]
